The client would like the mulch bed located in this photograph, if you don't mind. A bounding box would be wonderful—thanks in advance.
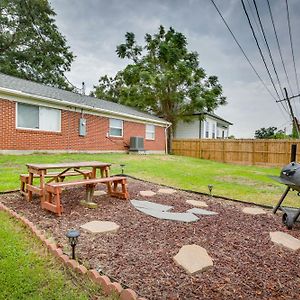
[1,178,300,300]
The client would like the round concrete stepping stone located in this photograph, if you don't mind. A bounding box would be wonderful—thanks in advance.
[186,200,208,208]
[140,190,156,197]
[93,190,107,196]
[173,244,213,274]
[157,188,177,194]
[80,221,119,233]
[270,231,300,251]
[242,207,266,215]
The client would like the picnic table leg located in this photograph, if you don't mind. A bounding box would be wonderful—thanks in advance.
[39,170,46,205]
[121,179,129,199]
[91,167,97,179]
[28,172,34,201]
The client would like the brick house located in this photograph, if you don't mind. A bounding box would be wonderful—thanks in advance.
[0,73,170,154]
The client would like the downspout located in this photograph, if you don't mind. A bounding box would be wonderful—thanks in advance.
[164,123,172,154]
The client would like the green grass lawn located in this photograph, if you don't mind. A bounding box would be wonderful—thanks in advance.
[0,210,108,300]
[0,153,297,207]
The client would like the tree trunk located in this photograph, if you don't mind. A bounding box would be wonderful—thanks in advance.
[167,125,173,154]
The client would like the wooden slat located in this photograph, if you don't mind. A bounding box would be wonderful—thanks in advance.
[46,176,127,189]
[172,139,300,167]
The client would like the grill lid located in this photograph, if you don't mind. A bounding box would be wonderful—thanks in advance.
[270,162,300,191]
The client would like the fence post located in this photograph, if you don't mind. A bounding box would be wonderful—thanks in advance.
[290,144,297,162]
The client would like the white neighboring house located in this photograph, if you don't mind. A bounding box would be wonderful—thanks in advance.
[174,112,233,139]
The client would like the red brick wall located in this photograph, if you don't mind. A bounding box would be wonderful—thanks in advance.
[0,99,166,152]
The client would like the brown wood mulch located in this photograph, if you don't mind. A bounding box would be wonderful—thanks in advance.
[1,178,300,300]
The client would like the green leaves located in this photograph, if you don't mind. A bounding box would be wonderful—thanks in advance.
[0,0,74,89]
[93,25,226,149]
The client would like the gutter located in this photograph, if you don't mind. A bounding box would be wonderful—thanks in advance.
[164,123,172,154]
[0,87,171,127]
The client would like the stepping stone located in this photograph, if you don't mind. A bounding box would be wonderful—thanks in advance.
[186,200,208,208]
[173,244,213,274]
[135,207,199,222]
[270,231,300,251]
[242,207,266,215]
[157,188,177,194]
[131,200,173,211]
[140,190,156,197]
[186,208,218,216]
[80,221,119,233]
[80,201,97,209]
[93,190,106,196]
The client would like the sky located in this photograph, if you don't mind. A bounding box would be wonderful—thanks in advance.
[50,0,300,138]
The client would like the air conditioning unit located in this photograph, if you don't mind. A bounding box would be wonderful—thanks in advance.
[129,136,144,152]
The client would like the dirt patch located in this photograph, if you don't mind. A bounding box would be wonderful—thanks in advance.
[215,175,282,191]
[1,178,300,300]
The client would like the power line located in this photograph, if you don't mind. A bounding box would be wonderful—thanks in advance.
[241,0,290,118]
[286,0,300,95]
[209,0,278,102]
[209,0,290,123]
[240,0,281,101]
[252,0,285,99]
[266,0,294,96]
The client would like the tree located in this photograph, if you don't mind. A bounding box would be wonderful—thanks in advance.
[0,0,74,89]
[92,26,226,152]
[254,127,290,139]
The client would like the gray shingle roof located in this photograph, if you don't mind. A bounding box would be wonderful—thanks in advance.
[193,111,233,125]
[0,73,169,124]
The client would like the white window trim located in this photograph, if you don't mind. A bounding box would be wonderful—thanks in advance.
[145,124,155,140]
[109,118,124,137]
[15,102,61,133]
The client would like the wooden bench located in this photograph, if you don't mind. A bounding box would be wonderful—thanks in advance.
[20,170,92,197]
[43,176,128,216]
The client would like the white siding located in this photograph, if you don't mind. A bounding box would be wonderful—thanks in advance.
[174,119,200,138]
[201,116,217,139]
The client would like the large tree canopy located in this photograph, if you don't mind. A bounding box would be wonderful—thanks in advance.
[93,26,226,150]
[0,0,74,89]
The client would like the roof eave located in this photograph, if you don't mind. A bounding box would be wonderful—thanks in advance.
[193,112,232,125]
[0,86,171,126]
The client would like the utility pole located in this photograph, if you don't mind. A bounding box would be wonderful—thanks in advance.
[283,87,300,138]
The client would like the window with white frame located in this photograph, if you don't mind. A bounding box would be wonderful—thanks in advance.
[17,103,61,132]
[205,121,209,138]
[145,124,155,140]
[109,118,123,137]
[212,123,216,139]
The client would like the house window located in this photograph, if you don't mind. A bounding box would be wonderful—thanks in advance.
[205,121,209,138]
[146,124,155,140]
[212,123,216,139]
[17,103,61,132]
[109,118,123,137]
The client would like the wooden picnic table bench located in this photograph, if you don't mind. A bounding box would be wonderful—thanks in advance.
[20,170,92,197]
[43,176,128,216]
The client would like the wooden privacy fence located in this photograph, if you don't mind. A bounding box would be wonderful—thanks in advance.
[172,139,300,167]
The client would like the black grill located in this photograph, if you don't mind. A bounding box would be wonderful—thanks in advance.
[271,161,300,229]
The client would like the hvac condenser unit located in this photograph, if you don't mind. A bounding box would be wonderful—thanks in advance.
[129,136,144,152]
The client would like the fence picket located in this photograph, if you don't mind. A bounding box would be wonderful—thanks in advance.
[172,139,300,166]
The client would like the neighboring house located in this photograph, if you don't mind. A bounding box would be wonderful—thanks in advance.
[174,112,233,139]
[0,73,170,154]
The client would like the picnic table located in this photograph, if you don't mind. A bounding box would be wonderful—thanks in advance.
[25,161,111,201]
[20,161,129,216]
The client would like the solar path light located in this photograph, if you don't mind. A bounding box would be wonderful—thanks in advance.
[120,164,126,174]
[66,229,80,260]
[208,184,213,197]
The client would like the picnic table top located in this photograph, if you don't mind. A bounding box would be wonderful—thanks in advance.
[26,161,111,170]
